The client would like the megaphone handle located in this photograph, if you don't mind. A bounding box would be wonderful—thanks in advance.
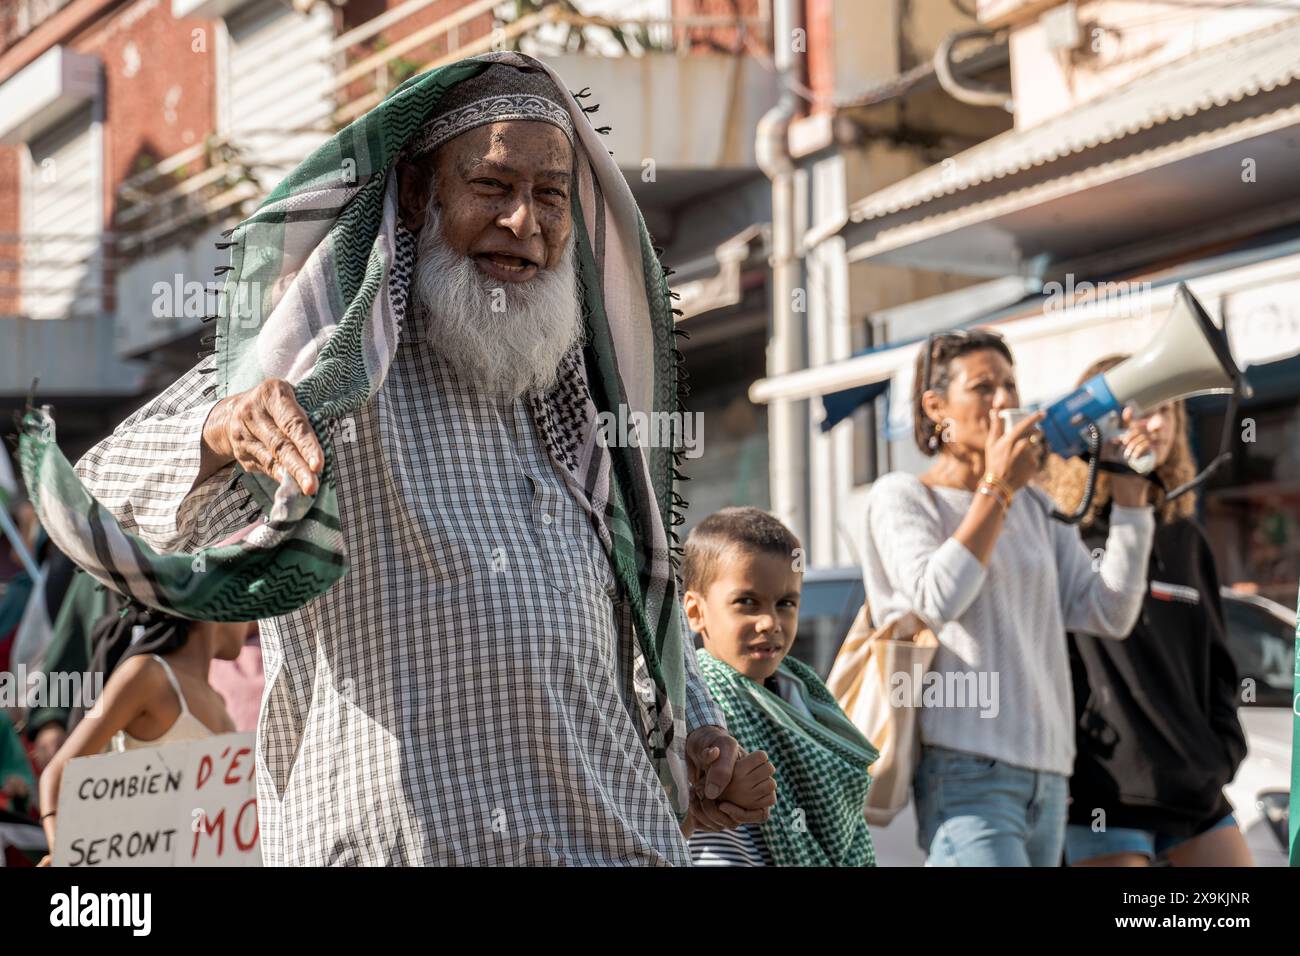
[1096,458,1163,485]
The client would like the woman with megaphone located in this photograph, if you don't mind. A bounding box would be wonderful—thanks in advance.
[857,329,1156,866]
[1038,355,1251,867]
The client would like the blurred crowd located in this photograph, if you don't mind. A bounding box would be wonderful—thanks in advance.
[0,496,262,866]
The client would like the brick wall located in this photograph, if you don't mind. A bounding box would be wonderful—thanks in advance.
[674,0,762,53]
[0,0,218,318]
[0,148,20,317]
[81,0,217,222]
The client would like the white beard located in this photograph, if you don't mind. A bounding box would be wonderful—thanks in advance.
[413,195,582,403]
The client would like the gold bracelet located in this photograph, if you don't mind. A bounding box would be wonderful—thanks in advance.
[982,473,1014,499]
[997,484,1015,509]
[977,484,1010,512]
[977,481,1008,512]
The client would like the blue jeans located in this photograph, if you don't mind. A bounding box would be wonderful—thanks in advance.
[1065,813,1238,864]
[914,745,1069,866]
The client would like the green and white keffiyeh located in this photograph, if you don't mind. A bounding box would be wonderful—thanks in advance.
[19,51,694,814]
[696,649,878,866]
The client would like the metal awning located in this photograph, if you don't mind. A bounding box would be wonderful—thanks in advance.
[749,239,1300,425]
[814,274,1044,431]
[835,17,1300,275]
[820,378,888,433]
[172,0,259,18]
[0,46,100,145]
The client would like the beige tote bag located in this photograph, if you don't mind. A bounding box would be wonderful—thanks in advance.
[827,604,938,827]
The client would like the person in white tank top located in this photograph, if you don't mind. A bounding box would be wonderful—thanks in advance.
[36,603,251,864]
[110,654,218,752]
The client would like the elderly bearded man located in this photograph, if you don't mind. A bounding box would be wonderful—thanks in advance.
[19,53,775,865]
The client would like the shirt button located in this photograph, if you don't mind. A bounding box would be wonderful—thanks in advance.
[541,513,553,526]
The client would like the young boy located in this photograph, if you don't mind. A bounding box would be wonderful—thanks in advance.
[683,507,877,867]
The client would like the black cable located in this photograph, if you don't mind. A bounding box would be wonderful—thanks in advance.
[1165,387,1242,501]
[1051,424,1103,524]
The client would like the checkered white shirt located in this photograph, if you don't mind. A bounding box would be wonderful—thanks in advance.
[75,313,724,865]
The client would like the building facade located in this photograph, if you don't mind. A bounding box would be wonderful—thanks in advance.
[0,0,778,534]
[752,0,1300,608]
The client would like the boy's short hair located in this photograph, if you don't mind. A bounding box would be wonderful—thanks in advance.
[683,507,802,594]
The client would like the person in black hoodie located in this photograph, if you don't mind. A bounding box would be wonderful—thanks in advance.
[1037,354,1251,867]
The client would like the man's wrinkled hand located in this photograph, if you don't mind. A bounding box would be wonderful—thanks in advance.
[686,727,773,831]
[686,725,739,800]
[203,379,323,495]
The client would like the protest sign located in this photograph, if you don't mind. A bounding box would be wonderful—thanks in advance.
[52,732,259,867]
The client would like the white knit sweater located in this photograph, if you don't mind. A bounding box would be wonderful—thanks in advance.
[861,472,1155,776]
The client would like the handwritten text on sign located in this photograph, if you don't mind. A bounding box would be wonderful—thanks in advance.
[53,732,260,867]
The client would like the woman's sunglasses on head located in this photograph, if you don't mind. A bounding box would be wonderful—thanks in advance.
[921,327,1007,394]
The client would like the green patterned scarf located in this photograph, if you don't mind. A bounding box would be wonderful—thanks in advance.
[18,51,694,817]
[696,649,878,866]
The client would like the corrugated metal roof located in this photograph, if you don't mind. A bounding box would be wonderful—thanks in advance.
[847,16,1300,224]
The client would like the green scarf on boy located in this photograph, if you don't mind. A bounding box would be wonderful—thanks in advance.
[696,649,878,866]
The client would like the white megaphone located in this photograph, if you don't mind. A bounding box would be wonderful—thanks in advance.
[1033,283,1252,520]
